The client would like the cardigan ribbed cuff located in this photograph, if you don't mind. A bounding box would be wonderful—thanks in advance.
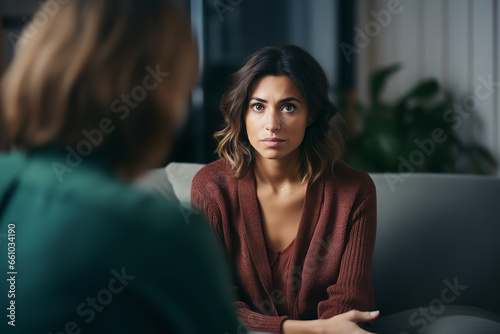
[236,302,289,334]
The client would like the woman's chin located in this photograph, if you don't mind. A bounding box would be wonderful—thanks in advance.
[255,151,282,160]
[256,151,293,161]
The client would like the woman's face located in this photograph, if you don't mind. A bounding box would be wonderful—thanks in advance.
[244,75,308,162]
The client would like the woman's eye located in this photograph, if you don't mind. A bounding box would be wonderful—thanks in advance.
[282,104,296,113]
[250,103,264,112]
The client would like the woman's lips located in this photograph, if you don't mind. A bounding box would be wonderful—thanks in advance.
[261,138,285,147]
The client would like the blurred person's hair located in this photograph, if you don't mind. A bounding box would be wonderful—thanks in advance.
[1,0,198,177]
[215,45,345,183]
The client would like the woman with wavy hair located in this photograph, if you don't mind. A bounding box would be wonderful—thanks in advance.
[192,45,379,333]
[0,1,240,333]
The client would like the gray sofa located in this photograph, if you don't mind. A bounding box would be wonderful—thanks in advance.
[136,163,500,333]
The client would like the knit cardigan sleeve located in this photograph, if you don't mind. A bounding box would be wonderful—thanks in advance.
[191,183,224,241]
[191,169,288,334]
[317,179,377,319]
[234,301,288,333]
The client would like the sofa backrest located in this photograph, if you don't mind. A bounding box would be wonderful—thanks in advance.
[135,163,500,315]
[370,173,500,315]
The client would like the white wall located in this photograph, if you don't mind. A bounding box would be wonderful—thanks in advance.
[355,0,500,175]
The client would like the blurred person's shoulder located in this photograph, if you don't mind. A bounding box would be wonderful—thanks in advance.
[0,148,199,234]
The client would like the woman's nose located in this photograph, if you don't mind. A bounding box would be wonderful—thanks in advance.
[264,111,281,132]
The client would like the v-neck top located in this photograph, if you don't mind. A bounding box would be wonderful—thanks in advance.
[267,238,296,316]
[192,159,377,334]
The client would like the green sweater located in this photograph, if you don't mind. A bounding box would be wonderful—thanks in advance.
[0,148,241,333]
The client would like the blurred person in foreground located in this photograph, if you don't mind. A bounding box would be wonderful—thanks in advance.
[0,0,241,333]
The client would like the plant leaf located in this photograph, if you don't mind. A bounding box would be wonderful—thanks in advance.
[404,79,440,100]
[370,64,401,107]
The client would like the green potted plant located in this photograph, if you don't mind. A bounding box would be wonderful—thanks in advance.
[342,64,497,174]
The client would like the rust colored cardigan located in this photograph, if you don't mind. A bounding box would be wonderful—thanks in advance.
[191,159,377,333]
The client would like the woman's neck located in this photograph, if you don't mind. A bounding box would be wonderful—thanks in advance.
[253,150,304,191]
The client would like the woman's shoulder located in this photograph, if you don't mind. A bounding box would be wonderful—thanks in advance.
[326,160,376,194]
[195,158,231,176]
[192,159,238,193]
[194,159,234,181]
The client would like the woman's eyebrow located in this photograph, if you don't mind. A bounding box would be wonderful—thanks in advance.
[280,97,301,104]
[249,97,301,104]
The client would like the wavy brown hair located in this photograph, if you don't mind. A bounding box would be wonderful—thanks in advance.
[1,0,197,177]
[215,45,345,183]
